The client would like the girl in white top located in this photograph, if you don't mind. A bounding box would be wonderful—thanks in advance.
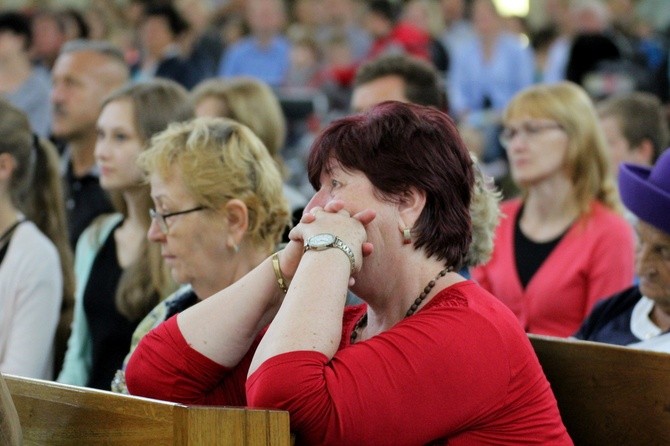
[0,99,73,379]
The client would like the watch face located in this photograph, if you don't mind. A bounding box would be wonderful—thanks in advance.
[309,233,336,248]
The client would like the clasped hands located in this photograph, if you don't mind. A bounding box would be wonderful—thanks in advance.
[278,200,375,287]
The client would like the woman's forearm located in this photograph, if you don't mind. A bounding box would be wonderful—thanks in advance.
[177,255,285,367]
[249,248,351,375]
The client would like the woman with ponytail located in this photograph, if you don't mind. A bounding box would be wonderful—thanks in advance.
[0,99,73,380]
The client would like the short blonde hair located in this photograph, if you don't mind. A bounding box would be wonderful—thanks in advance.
[190,77,286,159]
[138,117,290,252]
[503,81,621,215]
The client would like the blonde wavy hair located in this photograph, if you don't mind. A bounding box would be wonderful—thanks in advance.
[138,117,290,253]
[503,81,622,216]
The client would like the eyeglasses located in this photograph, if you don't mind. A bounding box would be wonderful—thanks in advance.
[149,206,205,234]
[499,122,564,148]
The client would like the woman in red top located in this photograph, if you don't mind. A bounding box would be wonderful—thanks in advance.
[126,102,571,445]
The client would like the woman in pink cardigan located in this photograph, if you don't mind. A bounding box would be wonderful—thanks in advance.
[472,82,635,337]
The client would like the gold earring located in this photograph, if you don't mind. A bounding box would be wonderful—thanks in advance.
[403,227,411,244]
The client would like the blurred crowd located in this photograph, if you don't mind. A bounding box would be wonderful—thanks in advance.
[2,0,670,196]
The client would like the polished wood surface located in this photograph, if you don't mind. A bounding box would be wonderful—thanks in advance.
[529,334,670,446]
[0,373,22,446]
[5,374,290,445]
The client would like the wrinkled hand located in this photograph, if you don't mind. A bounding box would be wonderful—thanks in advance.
[283,200,375,285]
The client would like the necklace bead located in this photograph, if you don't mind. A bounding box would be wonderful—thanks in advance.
[350,265,452,343]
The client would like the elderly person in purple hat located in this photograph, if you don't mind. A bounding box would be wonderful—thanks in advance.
[574,149,670,352]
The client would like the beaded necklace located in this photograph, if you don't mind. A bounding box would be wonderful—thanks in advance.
[350,265,453,343]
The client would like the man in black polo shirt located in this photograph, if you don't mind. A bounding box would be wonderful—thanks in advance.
[50,40,129,248]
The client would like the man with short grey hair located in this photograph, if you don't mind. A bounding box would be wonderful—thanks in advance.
[50,39,129,248]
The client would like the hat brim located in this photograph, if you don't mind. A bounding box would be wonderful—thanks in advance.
[619,163,670,235]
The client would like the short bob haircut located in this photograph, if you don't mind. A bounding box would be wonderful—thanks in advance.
[138,117,291,253]
[503,81,621,216]
[308,101,474,269]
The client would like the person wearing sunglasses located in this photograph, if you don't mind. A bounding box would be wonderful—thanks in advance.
[111,116,291,393]
[58,80,193,389]
[472,81,635,338]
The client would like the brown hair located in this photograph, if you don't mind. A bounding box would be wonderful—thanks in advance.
[100,79,193,320]
[0,99,75,320]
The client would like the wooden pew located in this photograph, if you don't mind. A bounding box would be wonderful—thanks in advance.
[528,334,670,446]
[4,374,291,445]
[0,373,22,446]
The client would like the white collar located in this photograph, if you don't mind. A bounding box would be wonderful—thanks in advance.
[630,295,663,340]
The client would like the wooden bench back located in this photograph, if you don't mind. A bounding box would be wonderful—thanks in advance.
[0,373,22,446]
[529,335,670,446]
[4,374,291,445]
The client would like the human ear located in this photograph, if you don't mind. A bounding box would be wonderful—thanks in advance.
[223,199,249,249]
[0,153,17,182]
[632,139,654,166]
[397,187,426,233]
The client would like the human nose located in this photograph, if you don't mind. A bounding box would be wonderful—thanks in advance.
[147,217,166,242]
[304,189,328,213]
[50,82,65,104]
[635,243,657,276]
[94,138,109,160]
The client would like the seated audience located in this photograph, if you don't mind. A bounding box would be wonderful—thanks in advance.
[472,82,635,337]
[126,102,571,445]
[448,0,534,165]
[112,117,290,393]
[217,0,292,88]
[58,80,192,389]
[0,99,73,380]
[134,3,197,89]
[575,149,670,352]
[0,11,51,137]
[596,91,669,179]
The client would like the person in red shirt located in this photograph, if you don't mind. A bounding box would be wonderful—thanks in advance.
[363,0,431,61]
[126,102,571,445]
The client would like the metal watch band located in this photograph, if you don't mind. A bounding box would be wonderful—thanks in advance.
[304,235,356,274]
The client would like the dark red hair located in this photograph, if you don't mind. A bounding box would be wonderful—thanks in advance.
[308,101,473,268]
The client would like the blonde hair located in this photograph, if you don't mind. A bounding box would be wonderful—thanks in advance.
[466,156,502,266]
[100,80,193,321]
[138,117,290,253]
[503,81,621,215]
[190,77,287,167]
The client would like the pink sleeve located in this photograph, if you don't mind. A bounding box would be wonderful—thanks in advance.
[471,263,491,291]
[246,306,516,445]
[125,316,251,406]
[583,216,635,316]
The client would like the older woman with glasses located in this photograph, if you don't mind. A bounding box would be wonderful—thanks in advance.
[58,80,193,389]
[472,82,635,337]
[112,117,291,393]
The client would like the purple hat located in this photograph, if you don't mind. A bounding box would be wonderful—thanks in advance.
[618,149,670,235]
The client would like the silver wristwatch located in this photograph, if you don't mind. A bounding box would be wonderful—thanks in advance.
[304,233,356,273]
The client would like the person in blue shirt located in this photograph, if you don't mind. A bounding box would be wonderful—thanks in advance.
[217,0,291,87]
